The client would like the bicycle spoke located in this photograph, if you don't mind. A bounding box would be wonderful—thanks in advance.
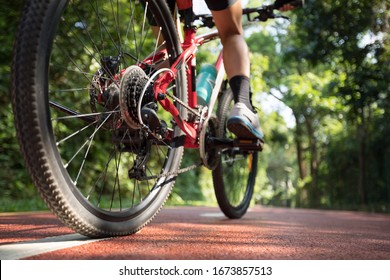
[62,106,117,169]
[47,0,183,211]
[148,27,162,76]
[49,65,108,79]
[49,87,91,93]
[69,1,107,63]
[138,2,150,63]
[109,0,122,54]
[84,0,121,59]
[56,120,98,146]
[14,0,186,237]
[74,128,95,186]
[87,148,115,202]
[109,147,121,211]
[51,110,120,121]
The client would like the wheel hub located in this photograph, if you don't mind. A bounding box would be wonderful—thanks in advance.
[89,56,122,127]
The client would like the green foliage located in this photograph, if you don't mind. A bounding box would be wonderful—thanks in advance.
[246,0,390,211]
[0,0,40,211]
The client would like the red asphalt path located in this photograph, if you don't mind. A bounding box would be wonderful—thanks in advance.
[1,206,390,259]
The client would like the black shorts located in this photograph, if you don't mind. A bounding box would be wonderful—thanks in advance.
[144,0,239,25]
[204,0,239,11]
[160,0,239,13]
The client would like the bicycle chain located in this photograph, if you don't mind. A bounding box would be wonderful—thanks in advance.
[137,82,206,181]
[165,91,201,118]
[140,161,203,181]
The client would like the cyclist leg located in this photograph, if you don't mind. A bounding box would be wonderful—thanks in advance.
[206,0,249,78]
[205,0,264,140]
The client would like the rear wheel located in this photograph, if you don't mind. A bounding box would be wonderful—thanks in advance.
[212,89,258,218]
[12,0,187,237]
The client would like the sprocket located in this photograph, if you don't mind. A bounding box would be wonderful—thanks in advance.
[119,66,154,129]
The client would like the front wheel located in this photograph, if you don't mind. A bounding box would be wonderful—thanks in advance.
[212,89,258,218]
[12,0,187,237]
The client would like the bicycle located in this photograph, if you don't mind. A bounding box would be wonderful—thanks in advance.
[11,0,300,237]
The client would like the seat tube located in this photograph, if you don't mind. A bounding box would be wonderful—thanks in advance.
[207,52,225,114]
[183,28,198,109]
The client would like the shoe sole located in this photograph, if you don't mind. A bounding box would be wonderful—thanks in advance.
[227,117,264,140]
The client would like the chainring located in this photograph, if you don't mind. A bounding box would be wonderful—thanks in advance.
[199,115,220,170]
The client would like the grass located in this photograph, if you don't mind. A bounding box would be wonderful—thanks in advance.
[0,196,48,212]
[0,193,215,213]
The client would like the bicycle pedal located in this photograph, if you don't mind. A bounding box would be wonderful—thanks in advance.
[234,138,264,151]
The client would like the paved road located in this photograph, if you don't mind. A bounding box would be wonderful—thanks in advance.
[1,206,390,259]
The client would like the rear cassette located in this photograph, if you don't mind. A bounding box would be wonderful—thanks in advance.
[120,66,154,129]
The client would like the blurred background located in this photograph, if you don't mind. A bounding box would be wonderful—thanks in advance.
[0,0,389,212]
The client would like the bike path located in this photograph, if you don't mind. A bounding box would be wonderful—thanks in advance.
[1,206,390,259]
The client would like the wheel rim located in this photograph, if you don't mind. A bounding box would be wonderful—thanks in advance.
[214,90,257,214]
[220,149,257,208]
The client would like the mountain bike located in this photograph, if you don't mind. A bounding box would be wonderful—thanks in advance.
[11,0,299,237]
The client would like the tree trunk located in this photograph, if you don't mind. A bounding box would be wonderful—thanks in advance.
[305,115,320,207]
[293,111,306,180]
[357,115,367,206]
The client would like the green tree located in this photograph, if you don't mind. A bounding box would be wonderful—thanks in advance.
[292,0,390,210]
[246,0,389,211]
[0,1,43,211]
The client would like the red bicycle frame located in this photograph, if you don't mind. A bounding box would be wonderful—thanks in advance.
[149,27,224,148]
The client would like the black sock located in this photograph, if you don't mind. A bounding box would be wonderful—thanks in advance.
[228,75,253,110]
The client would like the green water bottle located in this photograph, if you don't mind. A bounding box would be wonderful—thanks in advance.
[196,64,217,106]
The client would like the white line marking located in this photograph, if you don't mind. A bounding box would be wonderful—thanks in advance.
[200,208,254,218]
[200,212,226,217]
[0,234,106,260]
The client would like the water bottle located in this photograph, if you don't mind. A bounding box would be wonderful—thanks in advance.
[196,64,217,106]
